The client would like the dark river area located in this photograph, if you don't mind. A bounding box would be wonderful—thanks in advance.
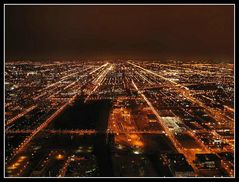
[49,99,112,131]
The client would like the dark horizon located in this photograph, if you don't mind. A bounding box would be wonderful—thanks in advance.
[5,5,234,62]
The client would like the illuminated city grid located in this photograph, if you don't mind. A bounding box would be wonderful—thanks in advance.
[5,60,234,177]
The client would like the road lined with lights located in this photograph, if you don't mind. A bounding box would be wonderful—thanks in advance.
[128,61,234,129]
[84,64,113,103]
[6,105,38,126]
[131,80,200,175]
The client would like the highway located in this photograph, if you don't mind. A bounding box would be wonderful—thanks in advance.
[6,105,37,126]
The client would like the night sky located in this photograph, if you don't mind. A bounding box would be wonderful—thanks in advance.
[5,5,234,62]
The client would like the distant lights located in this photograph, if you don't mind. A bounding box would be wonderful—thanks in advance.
[55,154,64,160]
[133,150,141,155]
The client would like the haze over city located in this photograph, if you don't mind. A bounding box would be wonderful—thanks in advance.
[5,5,234,62]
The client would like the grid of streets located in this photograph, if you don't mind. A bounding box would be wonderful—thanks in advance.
[5,60,234,177]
